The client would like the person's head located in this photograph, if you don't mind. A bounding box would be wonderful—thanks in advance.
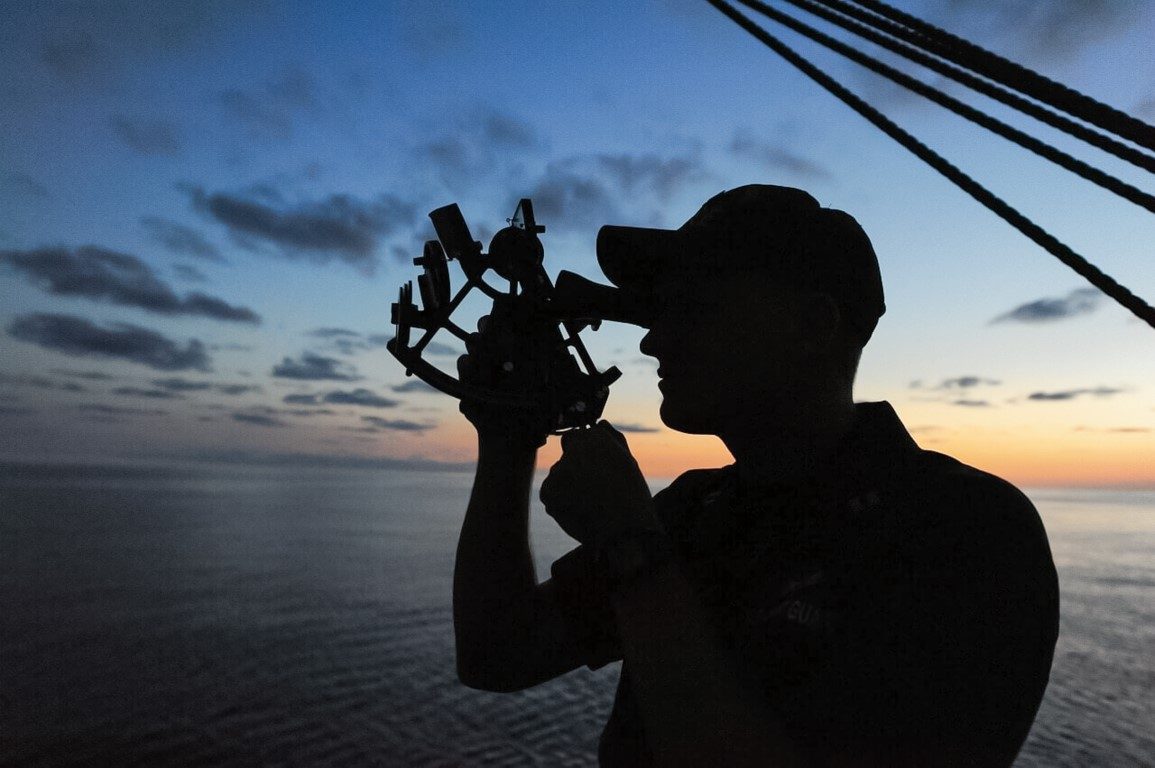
[597,184,884,436]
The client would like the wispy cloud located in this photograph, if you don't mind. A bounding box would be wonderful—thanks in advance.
[728,130,830,179]
[930,0,1143,64]
[1027,387,1124,401]
[151,377,259,396]
[1,172,50,200]
[217,67,318,141]
[272,353,360,381]
[991,288,1102,324]
[140,216,225,262]
[186,186,416,273]
[232,412,287,428]
[390,379,439,394]
[911,376,1001,390]
[525,151,707,232]
[113,386,183,399]
[321,389,399,408]
[172,264,207,282]
[1,246,258,323]
[8,313,210,371]
[614,423,661,433]
[110,115,182,156]
[0,373,85,392]
[360,415,436,432]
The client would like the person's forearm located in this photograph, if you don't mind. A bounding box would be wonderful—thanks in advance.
[611,561,805,768]
[452,434,539,687]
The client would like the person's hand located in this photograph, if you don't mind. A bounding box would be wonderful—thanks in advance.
[539,421,656,547]
[456,314,548,448]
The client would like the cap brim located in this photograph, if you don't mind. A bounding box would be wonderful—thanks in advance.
[596,225,684,290]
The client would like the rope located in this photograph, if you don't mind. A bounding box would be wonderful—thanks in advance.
[829,0,1155,151]
[777,0,1155,175]
[735,0,1155,214]
[705,0,1155,331]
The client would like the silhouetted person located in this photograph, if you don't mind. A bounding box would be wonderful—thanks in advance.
[454,185,1059,766]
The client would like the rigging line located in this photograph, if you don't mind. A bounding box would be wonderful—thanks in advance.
[704,0,1155,331]
[776,0,1155,175]
[735,0,1155,215]
[832,0,1155,151]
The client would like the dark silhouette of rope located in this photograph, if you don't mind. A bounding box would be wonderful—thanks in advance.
[735,0,1155,214]
[776,0,1155,174]
[826,0,1155,151]
[705,0,1155,330]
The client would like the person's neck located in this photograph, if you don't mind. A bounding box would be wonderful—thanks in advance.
[721,396,856,492]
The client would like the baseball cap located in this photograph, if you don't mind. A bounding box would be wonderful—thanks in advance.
[596,184,885,342]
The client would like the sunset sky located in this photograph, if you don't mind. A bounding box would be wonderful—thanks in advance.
[2,0,1154,487]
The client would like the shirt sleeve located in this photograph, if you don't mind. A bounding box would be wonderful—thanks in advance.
[549,544,622,670]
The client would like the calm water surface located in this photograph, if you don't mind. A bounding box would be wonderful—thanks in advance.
[1,463,1152,766]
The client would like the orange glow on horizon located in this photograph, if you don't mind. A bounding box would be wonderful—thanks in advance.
[436,415,1155,490]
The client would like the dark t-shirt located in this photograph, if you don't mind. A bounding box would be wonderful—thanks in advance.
[550,402,1059,765]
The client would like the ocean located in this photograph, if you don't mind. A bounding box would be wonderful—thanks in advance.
[1,463,1152,766]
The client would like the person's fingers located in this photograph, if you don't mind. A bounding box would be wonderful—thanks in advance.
[597,420,630,451]
[457,353,476,380]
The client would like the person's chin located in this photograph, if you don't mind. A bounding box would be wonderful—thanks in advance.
[658,395,716,435]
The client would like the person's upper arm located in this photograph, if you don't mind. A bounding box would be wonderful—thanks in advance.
[459,545,620,692]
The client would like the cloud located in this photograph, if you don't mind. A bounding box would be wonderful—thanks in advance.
[421,340,462,356]
[113,386,182,399]
[991,288,1102,324]
[186,186,416,273]
[0,372,86,392]
[217,383,260,396]
[232,412,287,428]
[912,376,1001,390]
[8,313,210,371]
[217,67,318,140]
[322,388,399,408]
[13,1,266,83]
[172,264,207,282]
[150,377,259,396]
[53,369,114,381]
[140,216,225,262]
[110,115,181,156]
[272,353,360,381]
[417,105,541,186]
[308,327,360,338]
[952,399,991,407]
[1,246,259,323]
[614,423,661,433]
[283,393,319,405]
[728,131,831,180]
[1074,426,1151,434]
[525,151,707,232]
[1027,387,1124,401]
[391,379,439,393]
[77,403,167,416]
[39,30,99,77]
[158,447,474,472]
[1,172,50,199]
[929,0,1144,64]
[361,415,436,432]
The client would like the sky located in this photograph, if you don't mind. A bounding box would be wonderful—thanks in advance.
[2,0,1154,487]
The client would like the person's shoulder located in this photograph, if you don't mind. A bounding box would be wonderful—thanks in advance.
[901,450,1055,578]
[911,450,1038,525]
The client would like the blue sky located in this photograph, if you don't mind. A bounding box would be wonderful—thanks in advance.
[2,0,1154,484]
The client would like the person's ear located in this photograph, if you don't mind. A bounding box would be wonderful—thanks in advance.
[798,293,840,352]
